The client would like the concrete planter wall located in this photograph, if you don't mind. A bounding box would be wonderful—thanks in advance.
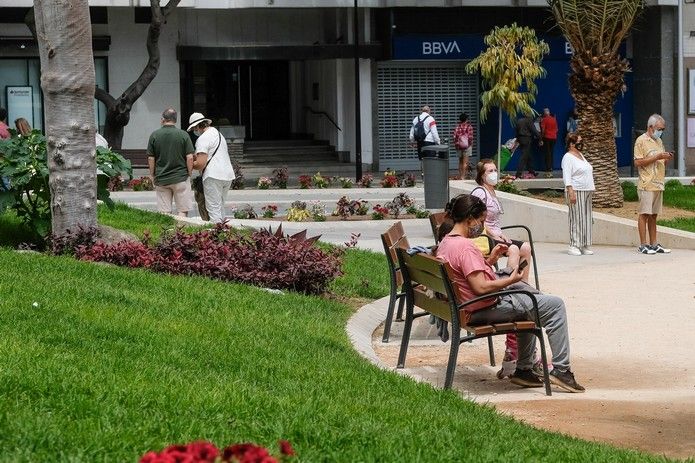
[450,181,695,250]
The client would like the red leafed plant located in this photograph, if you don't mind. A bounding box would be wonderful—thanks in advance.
[75,223,343,295]
[140,440,296,463]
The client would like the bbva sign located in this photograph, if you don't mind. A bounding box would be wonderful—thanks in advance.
[422,41,462,55]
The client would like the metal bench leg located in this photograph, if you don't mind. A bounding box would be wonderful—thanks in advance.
[444,329,461,389]
[395,293,405,322]
[487,336,496,367]
[382,290,398,343]
[535,329,552,396]
[396,302,414,369]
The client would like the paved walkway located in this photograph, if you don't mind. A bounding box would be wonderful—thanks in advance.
[116,189,695,458]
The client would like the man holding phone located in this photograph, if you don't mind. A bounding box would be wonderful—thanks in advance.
[634,114,672,254]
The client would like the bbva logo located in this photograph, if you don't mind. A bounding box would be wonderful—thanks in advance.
[422,41,461,55]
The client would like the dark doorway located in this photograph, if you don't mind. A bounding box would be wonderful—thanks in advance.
[181,60,290,140]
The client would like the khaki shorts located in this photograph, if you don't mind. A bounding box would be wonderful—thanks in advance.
[637,189,663,215]
[156,180,192,214]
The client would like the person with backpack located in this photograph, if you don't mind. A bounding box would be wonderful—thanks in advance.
[452,113,474,179]
[409,105,440,159]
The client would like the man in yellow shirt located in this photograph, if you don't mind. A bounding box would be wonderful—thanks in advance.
[633,114,673,254]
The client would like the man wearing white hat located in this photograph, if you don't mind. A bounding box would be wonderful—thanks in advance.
[187,112,236,223]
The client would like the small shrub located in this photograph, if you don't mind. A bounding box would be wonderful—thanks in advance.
[272,166,289,189]
[298,175,312,189]
[405,205,419,215]
[257,176,272,190]
[339,177,354,188]
[541,189,563,198]
[398,171,417,187]
[497,175,522,195]
[129,176,154,191]
[334,196,367,220]
[261,204,278,218]
[386,192,414,218]
[621,181,638,202]
[46,225,99,256]
[414,207,431,219]
[107,175,125,192]
[313,172,329,189]
[286,207,310,222]
[140,440,296,463]
[309,201,326,222]
[78,224,343,295]
[381,175,398,188]
[344,232,361,248]
[372,204,388,220]
[356,201,369,216]
[231,161,245,190]
[232,204,257,219]
[665,179,683,189]
[359,174,373,188]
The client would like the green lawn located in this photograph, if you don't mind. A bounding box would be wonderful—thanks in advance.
[0,205,672,462]
[658,217,695,233]
[663,183,695,212]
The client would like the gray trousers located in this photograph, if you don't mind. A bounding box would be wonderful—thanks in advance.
[203,177,232,223]
[468,293,570,371]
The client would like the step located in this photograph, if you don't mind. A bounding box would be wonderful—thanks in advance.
[245,139,329,148]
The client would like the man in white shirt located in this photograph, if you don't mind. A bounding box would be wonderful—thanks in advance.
[187,112,236,223]
[409,105,440,159]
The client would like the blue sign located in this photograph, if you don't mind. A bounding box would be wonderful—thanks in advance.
[393,35,588,62]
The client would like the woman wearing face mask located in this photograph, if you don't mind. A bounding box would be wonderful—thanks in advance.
[435,194,586,392]
[561,133,595,256]
[470,159,533,282]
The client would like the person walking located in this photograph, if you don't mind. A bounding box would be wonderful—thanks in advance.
[409,105,440,160]
[562,133,595,256]
[540,108,558,178]
[634,114,673,255]
[188,112,236,223]
[147,108,195,217]
[452,113,474,179]
[514,114,541,178]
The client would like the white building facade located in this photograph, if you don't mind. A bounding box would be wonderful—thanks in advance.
[0,0,690,173]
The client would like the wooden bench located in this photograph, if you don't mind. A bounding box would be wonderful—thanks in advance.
[429,211,541,290]
[119,149,149,169]
[395,248,552,395]
[380,222,409,343]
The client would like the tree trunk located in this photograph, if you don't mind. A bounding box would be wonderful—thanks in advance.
[34,0,97,233]
[568,51,628,208]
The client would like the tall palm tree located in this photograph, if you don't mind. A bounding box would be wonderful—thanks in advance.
[548,0,644,207]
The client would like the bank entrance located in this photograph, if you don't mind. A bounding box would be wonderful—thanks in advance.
[181,60,290,140]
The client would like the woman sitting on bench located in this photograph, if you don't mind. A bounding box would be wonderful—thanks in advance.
[436,194,585,393]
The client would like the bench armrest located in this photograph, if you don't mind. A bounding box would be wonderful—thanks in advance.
[456,289,541,326]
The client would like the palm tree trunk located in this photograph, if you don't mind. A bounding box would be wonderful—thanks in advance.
[33,0,97,233]
[569,52,628,208]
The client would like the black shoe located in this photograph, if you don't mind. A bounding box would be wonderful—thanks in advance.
[509,369,544,388]
[549,369,585,393]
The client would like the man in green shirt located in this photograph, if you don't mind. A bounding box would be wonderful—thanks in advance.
[147,108,195,216]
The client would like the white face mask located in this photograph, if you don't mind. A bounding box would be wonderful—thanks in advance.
[193,129,201,137]
[652,129,663,140]
[486,172,499,186]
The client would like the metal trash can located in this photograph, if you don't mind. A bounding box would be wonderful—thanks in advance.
[421,144,450,209]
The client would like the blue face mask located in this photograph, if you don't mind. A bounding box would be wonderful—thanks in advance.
[653,129,663,140]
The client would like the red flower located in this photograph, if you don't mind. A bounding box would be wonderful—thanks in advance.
[278,440,295,456]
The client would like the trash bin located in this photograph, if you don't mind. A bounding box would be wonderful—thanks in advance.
[421,144,450,209]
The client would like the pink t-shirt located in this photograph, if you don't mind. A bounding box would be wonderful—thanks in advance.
[0,122,10,140]
[436,234,498,312]
[470,186,503,237]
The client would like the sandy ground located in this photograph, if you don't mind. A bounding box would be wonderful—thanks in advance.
[370,244,695,460]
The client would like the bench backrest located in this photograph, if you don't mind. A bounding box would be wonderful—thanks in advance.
[381,222,410,287]
[395,248,462,328]
[429,211,448,244]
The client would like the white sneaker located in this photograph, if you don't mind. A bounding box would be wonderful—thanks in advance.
[581,247,594,255]
[651,244,671,254]
[567,246,582,256]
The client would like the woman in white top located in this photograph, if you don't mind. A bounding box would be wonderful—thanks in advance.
[561,133,595,256]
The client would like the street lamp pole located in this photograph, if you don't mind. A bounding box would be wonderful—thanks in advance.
[353,0,363,181]
[677,0,686,176]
